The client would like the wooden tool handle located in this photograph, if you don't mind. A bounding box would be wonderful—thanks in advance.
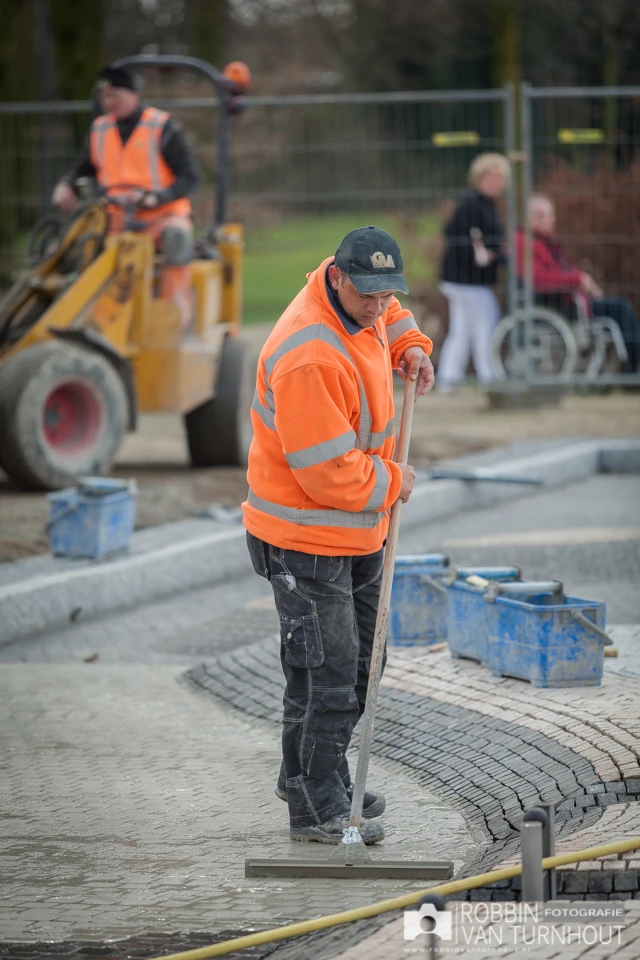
[396,375,417,465]
[348,374,417,830]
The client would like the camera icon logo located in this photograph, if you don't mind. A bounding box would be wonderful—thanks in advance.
[403,903,453,941]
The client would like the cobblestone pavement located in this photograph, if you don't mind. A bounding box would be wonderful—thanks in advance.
[186,632,640,869]
[330,805,640,960]
[1,471,639,960]
[0,662,481,944]
[331,902,640,959]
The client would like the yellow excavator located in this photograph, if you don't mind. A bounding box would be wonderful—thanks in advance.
[0,55,254,490]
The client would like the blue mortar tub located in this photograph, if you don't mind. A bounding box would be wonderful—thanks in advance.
[446,567,522,663]
[388,554,450,646]
[486,593,607,687]
[46,477,136,559]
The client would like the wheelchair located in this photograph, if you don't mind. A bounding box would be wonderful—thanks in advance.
[491,292,628,380]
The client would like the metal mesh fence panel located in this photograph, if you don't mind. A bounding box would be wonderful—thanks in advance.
[0,89,512,333]
[519,85,640,383]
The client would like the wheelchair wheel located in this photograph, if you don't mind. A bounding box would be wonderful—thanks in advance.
[491,307,578,380]
[575,329,621,394]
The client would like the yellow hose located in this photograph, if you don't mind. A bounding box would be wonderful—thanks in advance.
[146,836,640,960]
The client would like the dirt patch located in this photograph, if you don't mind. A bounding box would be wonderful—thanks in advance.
[1,320,639,563]
[404,387,640,468]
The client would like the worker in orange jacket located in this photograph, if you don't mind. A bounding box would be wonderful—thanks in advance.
[52,64,200,328]
[244,226,434,844]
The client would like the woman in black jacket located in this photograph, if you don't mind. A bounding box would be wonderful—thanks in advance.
[438,153,510,391]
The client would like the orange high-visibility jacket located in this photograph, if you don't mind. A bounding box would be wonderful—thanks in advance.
[242,257,433,556]
[89,106,191,220]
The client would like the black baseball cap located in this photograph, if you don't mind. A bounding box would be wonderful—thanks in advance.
[334,225,409,295]
[97,65,138,92]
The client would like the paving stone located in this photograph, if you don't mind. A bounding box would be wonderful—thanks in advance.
[469,890,492,901]
[598,793,622,806]
[588,872,613,894]
[614,871,639,892]
[585,783,607,794]
[606,781,628,793]
[564,873,590,893]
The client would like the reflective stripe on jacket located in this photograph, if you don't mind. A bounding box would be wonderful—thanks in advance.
[89,106,191,220]
[242,257,433,556]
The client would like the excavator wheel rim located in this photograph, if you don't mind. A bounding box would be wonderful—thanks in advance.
[42,379,105,457]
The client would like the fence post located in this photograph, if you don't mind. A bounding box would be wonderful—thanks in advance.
[505,82,518,318]
[520,82,534,383]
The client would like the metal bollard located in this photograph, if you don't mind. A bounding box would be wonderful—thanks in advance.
[521,809,547,903]
[418,893,448,959]
[538,801,557,900]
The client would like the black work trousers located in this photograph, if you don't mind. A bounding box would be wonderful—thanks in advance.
[246,531,385,827]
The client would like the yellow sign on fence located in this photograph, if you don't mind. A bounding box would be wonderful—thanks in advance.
[432,131,480,147]
[557,129,604,144]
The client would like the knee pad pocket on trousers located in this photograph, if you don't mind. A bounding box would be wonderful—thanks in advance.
[301,687,359,779]
[162,226,192,266]
[316,688,359,712]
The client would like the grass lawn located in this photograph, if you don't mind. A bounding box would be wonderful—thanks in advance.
[242,212,439,325]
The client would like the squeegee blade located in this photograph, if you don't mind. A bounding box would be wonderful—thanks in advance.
[244,859,454,880]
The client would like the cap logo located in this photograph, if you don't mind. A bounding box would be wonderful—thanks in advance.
[370,251,395,269]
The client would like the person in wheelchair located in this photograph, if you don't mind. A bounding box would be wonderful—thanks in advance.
[52,64,200,328]
[517,194,639,372]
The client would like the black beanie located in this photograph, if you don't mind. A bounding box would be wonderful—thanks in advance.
[97,65,137,92]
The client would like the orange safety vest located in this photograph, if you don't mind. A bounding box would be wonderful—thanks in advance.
[242,257,433,556]
[89,106,191,221]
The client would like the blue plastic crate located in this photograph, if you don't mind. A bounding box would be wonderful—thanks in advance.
[446,567,522,664]
[46,478,136,559]
[388,554,450,646]
[487,593,607,687]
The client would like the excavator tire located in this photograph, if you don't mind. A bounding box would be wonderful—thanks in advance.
[184,335,254,467]
[0,341,128,490]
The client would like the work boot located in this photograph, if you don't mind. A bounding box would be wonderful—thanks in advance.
[290,815,385,845]
[275,782,386,819]
[276,763,386,818]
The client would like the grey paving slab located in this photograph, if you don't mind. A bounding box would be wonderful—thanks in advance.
[0,574,277,663]
[398,473,640,623]
[0,663,482,943]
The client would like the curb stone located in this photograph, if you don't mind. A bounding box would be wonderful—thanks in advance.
[1,438,638,645]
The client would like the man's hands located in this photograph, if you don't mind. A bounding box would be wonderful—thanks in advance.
[121,189,159,209]
[395,346,431,504]
[398,463,416,503]
[580,271,603,300]
[52,182,160,212]
[398,346,435,398]
[52,181,77,213]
